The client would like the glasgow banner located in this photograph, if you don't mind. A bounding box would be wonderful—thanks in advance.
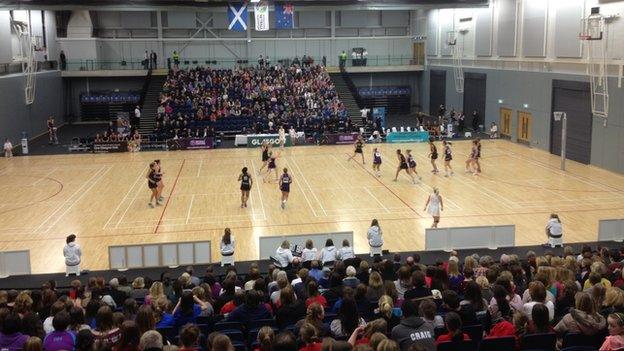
[254,1,269,31]
[246,135,292,148]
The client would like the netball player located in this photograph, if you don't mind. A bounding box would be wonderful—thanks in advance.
[442,140,454,177]
[155,160,164,201]
[475,138,482,174]
[258,141,270,174]
[238,167,253,208]
[406,149,422,181]
[47,116,58,145]
[278,125,286,149]
[264,150,280,183]
[465,139,478,174]
[372,147,382,177]
[423,187,443,228]
[428,138,439,174]
[394,149,415,184]
[146,162,160,208]
[279,168,292,209]
[348,135,365,164]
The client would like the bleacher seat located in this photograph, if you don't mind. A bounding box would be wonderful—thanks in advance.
[462,325,483,345]
[222,330,245,343]
[520,333,557,350]
[214,321,244,332]
[437,340,478,351]
[560,347,596,351]
[478,336,516,351]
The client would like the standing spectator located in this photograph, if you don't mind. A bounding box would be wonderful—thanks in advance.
[59,50,67,70]
[3,138,12,158]
[544,213,563,248]
[134,106,141,126]
[43,311,75,351]
[63,234,81,277]
[143,51,149,69]
[150,50,157,69]
[367,219,383,256]
[172,51,180,69]
[471,110,480,131]
[339,51,347,68]
[391,299,435,351]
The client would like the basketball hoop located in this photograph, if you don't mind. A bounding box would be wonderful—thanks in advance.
[553,111,565,121]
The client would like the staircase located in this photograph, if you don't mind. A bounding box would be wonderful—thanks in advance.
[138,74,167,135]
[329,72,363,128]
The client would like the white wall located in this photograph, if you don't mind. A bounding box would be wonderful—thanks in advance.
[0,11,12,64]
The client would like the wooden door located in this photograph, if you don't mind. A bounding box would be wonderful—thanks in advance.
[517,111,532,144]
[500,107,512,137]
[413,42,425,65]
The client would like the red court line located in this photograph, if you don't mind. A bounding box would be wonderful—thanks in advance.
[154,159,186,233]
[346,153,422,217]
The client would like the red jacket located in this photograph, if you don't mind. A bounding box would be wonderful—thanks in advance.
[436,332,471,345]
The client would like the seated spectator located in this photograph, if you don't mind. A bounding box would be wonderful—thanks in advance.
[130,277,148,299]
[271,276,290,305]
[418,299,444,329]
[584,262,612,289]
[394,267,413,300]
[76,329,95,351]
[319,239,337,266]
[145,282,165,305]
[212,333,234,351]
[274,332,297,351]
[69,306,91,333]
[305,281,327,308]
[404,271,432,300]
[299,323,322,351]
[245,268,261,291]
[227,290,272,325]
[343,266,360,289]
[460,281,487,316]
[301,240,318,263]
[91,306,121,348]
[337,240,355,261]
[391,299,435,351]
[153,297,174,329]
[348,319,387,347]
[522,281,555,321]
[491,278,523,311]
[276,285,306,328]
[366,272,385,301]
[435,312,471,345]
[255,326,275,351]
[601,312,624,351]
[309,261,323,282]
[114,320,140,351]
[43,301,66,334]
[441,290,477,326]
[447,259,464,291]
[603,286,624,316]
[372,295,401,330]
[276,241,295,269]
[179,324,200,351]
[296,303,326,337]
[139,330,163,351]
[0,313,28,350]
[476,276,493,302]
[483,284,514,334]
[357,261,370,284]
[172,291,209,328]
[43,311,75,351]
[331,298,366,338]
[554,291,606,336]
[526,303,553,334]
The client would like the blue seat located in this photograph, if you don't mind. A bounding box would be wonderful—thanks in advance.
[248,319,277,330]
[478,336,516,351]
[462,325,483,345]
[214,321,244,332]
[222,330,245,343]
[520,333,557,351]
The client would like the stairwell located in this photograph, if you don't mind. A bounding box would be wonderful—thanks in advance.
[138,74,167,135]
[329,72,363,128]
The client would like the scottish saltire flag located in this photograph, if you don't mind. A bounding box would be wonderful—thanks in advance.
[227,3,248,31]
[275,3,294,29]
[254,1,269,31]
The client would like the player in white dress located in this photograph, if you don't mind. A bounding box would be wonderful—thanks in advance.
[278,126,286,149]
[424,187,444,228]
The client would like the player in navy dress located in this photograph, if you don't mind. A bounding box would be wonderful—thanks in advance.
[475,138,482,174]
[258,141,271,174]
[279,168,293,209]
[154,159,164,202]
[372,148,382,177]
[348,135,365,164]
[429,138,439,174]
[238,167,253,208]
[406,149,422,181]
[146,162,161,208]
[263,150,280,183]
[394,149,415,184]
[442,140,454,177]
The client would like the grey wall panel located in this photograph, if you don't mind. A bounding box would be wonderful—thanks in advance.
[554,0,582,58]
[120,11,151,29]
[96,11,121,28]
[439,12,454,57]
[426,10,438,56]
[381,11,409,27]
[522,0,547,57]
[429,70,446,116]
[496,0,517,57]
[0,71,64,144]
[299,11,328,28]
[474,8,492,57]
[341,10,380,28]
[0,11,13,64]
[167,11,196,29]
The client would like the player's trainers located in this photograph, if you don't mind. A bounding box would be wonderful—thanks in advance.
[159,196,164,201]
[156,201,163,206]
[148,203,154,208]
[281,202,285,209]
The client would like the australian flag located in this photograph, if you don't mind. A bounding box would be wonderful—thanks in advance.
[227,2,248,31]
[275,3,294,29]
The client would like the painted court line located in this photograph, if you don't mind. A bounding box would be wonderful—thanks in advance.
[104,164,149,230]
[364,187,391,214]
[291,157,328,216]
[282,159,318,217]
[249,160,267,220]
[154,159,186,234]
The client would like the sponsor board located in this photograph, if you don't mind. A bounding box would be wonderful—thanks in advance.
[167,137,214,150]
[322,132,359,145]
[246,135,292,148]
[92,141,128,153]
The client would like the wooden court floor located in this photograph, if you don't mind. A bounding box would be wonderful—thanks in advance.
[0,139,623,274]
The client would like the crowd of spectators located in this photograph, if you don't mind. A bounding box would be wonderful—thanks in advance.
[2,244,624,351]
[153,62,350,140]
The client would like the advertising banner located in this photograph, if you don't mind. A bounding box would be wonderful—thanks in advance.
[167,137,214,150]
[386,131,430,143]
[322,132,359,145]
[93,141,128,153]
[246,134,292,147]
